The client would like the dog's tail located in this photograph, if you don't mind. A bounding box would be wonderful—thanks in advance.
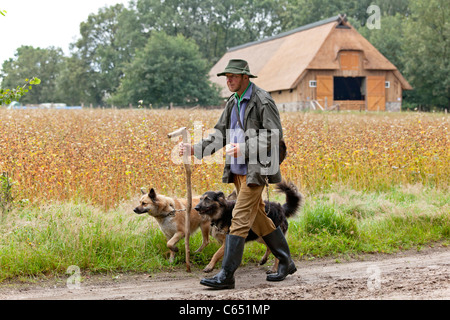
[275,181,304,218]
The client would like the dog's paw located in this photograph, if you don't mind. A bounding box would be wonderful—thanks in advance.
[266,266,278,274]
[203,265,214,273]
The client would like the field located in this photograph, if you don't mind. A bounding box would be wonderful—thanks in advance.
[1,109,448,207]
[0,109,449,281]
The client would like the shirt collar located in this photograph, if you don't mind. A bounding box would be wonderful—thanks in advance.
[235,82,253,102]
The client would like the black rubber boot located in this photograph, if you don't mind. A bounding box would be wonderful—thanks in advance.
[200,234,245,289]
[262,227,297,281]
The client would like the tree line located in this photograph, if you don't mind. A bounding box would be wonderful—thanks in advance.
[0,0,448,110]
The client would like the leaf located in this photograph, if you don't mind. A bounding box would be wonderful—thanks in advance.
[30,78,41,85]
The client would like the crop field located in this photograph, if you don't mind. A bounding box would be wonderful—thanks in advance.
[0,109,448,280]
[0,109,448,207]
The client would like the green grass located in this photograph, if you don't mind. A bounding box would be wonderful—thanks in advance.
[283,184,449,259]
[0,184,449,282]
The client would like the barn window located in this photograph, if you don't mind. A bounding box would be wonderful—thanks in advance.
[385,81,390,88]
[334,77,365,101]
[309,80,317,87]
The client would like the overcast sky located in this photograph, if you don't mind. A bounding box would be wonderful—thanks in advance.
[0,0,130,70]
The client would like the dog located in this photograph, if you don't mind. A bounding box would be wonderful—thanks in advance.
[133,188,211,262]
[194,181,303,273]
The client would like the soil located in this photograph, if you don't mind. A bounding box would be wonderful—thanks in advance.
[1,246,448,300]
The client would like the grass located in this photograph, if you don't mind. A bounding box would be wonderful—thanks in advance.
[0,183,448,282]
[284,184,449,259]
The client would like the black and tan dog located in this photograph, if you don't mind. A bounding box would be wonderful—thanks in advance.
[134,188,210,262]
[195,181,303,273]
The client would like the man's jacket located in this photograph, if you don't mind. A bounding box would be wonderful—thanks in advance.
[193,84,283,186]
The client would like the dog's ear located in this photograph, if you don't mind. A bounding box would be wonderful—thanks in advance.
[140,188,147,195]
[216,191,227,206]
[215,191,225,199]
[149,188,157,201]
[227,190,237,200]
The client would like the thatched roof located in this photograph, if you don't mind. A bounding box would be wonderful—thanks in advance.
[210,15,412,96]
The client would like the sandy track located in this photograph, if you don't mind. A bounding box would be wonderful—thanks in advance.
[1,246,448,300]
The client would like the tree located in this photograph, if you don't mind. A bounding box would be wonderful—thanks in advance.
[135,0,284,61]
[402,0,449,109]
[1,46,64,104]
[67,3,143,106]
[277,0,374,30]
[39,1,292,106]
[55,55,94,106]
[357,14,407,73]
[110,32,221,107]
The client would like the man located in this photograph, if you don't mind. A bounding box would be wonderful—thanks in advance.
[179,59,296,289]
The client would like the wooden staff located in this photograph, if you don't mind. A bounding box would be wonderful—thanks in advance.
[167,127,192,272]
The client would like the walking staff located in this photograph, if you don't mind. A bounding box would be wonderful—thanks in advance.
[168,127,192,272]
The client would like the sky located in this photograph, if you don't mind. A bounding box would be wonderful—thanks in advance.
[0,0,131,70]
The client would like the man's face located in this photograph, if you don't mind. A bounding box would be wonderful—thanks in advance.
[226,73,248,93]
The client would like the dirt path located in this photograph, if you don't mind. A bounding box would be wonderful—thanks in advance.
[1,246,448,300]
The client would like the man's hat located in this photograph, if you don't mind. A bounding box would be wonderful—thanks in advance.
[217,59,257,78]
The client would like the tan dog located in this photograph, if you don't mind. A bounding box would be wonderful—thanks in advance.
[134,188,210,262]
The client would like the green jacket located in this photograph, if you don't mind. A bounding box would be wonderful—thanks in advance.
[193,84,283,186]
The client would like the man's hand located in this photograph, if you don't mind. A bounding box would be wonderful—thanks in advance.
[226,143,242,158]
[179,142,194,157]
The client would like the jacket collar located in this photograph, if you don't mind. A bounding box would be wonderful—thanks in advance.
[243,83,259,129]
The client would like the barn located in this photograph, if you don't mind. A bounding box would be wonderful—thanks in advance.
[209,15,412,112]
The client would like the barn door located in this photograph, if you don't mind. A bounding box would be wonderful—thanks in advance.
[367,76,385,111]
[316,75,333,108]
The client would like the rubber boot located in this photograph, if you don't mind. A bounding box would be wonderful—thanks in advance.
[200,234,245,289]
[262,227,297,281]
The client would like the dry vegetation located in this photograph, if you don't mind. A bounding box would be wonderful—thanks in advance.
[282,111,448,193]
[0,109,448,208]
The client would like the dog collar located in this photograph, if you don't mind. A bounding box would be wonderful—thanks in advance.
[167,208,186,217]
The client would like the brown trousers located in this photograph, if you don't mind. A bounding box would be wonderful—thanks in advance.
[229,175,276,238]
